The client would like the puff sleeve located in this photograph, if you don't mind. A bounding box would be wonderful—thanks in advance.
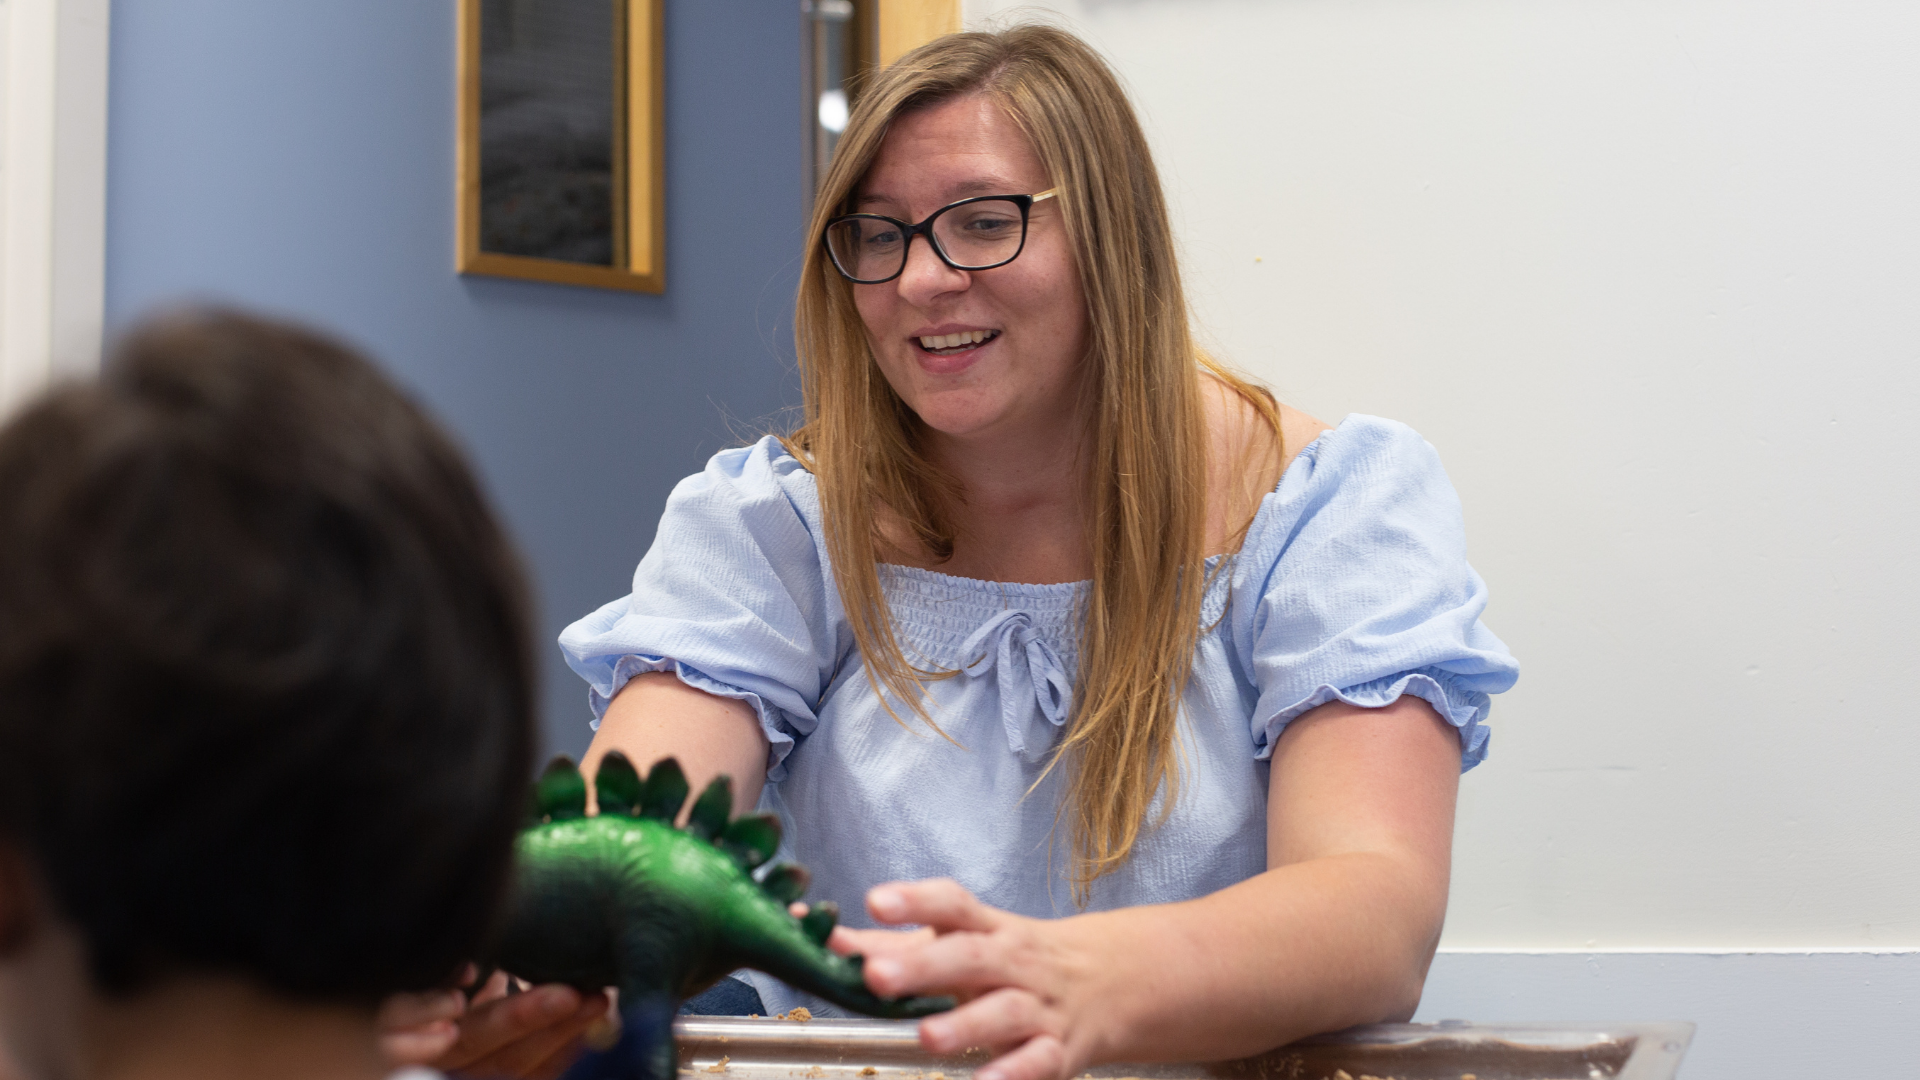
[559,439,840,781]
[1229,416,1519,770]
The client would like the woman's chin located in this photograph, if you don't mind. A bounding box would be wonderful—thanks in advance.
[907,400,1027,443]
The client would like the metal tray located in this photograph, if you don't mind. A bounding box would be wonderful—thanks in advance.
[674,1017,1695,1080]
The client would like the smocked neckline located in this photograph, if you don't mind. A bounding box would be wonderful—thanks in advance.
[880,562,1085,596]
[866,422,1337,594]
[878,553,1234,596]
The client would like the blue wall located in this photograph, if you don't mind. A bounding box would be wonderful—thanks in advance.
[106,1,807,759]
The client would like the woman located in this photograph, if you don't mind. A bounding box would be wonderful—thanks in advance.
[395,24,1517,1080]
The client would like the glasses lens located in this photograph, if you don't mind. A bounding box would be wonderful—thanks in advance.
[931,199,1027,269]
[826,217,906,282]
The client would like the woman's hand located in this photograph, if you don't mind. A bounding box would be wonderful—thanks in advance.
[378,970,610,1080]
[845,880,1126,1080]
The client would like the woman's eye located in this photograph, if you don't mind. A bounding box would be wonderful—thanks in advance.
[863,227,903,247]
[960,215,1019,237]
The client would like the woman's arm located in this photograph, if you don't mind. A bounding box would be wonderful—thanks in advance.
[381,674,770,1078]
[582,671,771,816]
[842,695,1458,1080]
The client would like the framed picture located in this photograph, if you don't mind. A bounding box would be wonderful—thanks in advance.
[457,0,665,293]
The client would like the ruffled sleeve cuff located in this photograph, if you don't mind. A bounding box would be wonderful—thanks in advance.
[1230,416,1519,772]
[1252,666,1493,771]
[590,653,815,783]
[557,437,838,784]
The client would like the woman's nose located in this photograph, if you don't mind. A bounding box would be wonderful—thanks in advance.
[896,234,970,303]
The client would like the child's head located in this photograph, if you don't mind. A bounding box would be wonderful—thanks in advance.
[0,310,535,1011]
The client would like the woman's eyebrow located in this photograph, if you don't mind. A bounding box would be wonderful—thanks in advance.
[947,177,1020,197]
[854,177,1026,210]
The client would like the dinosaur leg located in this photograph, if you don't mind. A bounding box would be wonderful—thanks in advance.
[557,993,676,1080]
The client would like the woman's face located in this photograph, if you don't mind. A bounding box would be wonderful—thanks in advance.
[849,95,1088,445]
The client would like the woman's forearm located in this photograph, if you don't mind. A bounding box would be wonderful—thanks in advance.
[1076,698,1459,1062]
[1073,850,1443,1064]
[583,671,770,817]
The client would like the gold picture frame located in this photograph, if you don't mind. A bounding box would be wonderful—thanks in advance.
[457,0,666,294]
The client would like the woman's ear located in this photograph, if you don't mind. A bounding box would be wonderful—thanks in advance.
[0,841,35,955]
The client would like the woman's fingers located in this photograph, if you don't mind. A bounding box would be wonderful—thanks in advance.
[867,878,1003,933]
[918,987,1052,1054]
[437,984,608,1076]
[852,880,1106,1080]
[830,923,937,958]
[863,920,1037,998]
[855,881,1047,1000]
[976,1033,1073,1080]
[922,989,1082,1080]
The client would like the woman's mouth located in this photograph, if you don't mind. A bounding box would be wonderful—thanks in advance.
[914,329,1000,357]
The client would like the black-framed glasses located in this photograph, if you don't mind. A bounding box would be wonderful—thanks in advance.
[823,189,1058,284]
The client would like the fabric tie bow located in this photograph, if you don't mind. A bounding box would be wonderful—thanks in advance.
[957,608,1074,763]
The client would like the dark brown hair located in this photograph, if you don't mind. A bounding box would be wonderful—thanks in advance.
[0,309,535,1002]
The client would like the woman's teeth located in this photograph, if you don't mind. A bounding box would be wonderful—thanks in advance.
[917,330,997,354]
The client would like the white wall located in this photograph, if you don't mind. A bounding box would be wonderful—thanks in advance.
[966,0,1920,951]
[964,4,1920,1071]
[0,0,108,418]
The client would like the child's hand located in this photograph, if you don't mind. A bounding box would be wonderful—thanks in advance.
[377,980,466,1063]
[379,969,610,1079]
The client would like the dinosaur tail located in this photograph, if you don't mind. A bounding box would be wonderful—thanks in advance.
[729,909,951,1020]
[755,948,954,1019]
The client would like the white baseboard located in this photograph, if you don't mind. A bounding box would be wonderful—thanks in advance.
[1418,949,1920,1078]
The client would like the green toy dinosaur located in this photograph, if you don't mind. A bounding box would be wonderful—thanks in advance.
[485,751,953,1021]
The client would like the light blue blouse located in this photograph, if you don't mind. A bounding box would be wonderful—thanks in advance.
[560,414,1518,1017]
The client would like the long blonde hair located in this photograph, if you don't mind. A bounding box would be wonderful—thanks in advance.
[786,25,1281,895]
